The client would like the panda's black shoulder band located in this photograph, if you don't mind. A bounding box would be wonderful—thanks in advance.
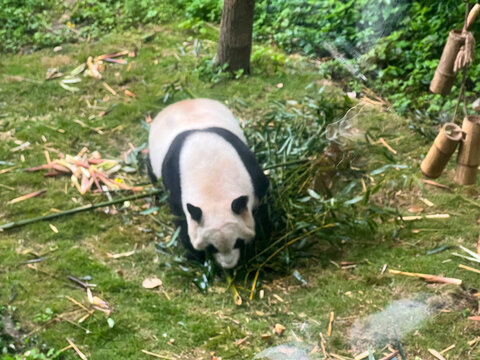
[161,129,197,217]
[204,127,269,199]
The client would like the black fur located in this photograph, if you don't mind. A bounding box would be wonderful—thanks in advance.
[146,153,158,185]
[161,127,269,217]
[159,127,269,257]
[231,195,248,214]
[187,203,202,221]
[146,153,161,206]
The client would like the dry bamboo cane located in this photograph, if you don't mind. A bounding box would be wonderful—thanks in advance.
[430,30,465,95]
[421,122,463,178]
[455,116,480,185]
[0,189,162,231]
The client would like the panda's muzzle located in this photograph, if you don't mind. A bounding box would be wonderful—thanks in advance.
[214,249,241,269]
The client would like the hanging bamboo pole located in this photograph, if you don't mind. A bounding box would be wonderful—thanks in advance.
[421,123,463,178]
[455,116,480,185]
[430,30,465,95]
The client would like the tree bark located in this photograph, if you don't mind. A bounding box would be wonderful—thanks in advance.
[217,0,255,74]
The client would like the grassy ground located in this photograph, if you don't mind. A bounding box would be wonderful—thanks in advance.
[2,22,480,360]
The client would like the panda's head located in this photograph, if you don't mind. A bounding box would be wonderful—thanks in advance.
[185,195,255,269]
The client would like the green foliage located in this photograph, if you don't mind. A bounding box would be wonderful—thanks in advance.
[251,0,480,120]
[0,0,72,52]
[361,1,480,119]
[70,0,178,37]
[178,0,222,23]
[33,308,54,324]
[254,0,408,57]
[239,92,398,278]
[0,0,179,53]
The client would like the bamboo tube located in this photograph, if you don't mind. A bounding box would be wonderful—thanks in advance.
[455,116,480,185]
[430,30,465,95]
[421,123,463,178]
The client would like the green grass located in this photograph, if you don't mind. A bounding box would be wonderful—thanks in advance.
[2,21,480,360]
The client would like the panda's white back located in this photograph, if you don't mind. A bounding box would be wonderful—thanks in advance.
[148,98,246,178]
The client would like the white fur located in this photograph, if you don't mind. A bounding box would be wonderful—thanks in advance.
[149,98,246,178]
[148,99,257,269]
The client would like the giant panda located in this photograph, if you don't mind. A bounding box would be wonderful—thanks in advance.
[147,98,269,269]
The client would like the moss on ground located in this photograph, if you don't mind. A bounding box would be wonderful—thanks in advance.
[1,22,480,360]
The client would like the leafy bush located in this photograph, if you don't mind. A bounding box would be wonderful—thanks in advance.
[0,0,179,53]
[178,0,222,23]
[254,0,409,57]
[0,0,73,52]
[363,1,480,119]
[179,0,479,121]
[70,0,179,36]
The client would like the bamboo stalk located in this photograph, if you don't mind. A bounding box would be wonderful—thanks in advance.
[380,351,399,360]
[0,190,162,231]
[455,116,480,185]
[66,338,88,360]
[225,271,242,306]
[7,189,47,205]
[388,269,462,285]
[421,123,463,178]
[459,263,480,274]
[430,30,465,95]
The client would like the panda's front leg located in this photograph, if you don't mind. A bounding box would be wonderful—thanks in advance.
[175,219,206,263]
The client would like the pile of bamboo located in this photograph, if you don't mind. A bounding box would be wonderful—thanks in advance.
[26,147,142,194]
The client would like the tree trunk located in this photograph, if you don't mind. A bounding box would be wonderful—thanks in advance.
[217,0,255,74]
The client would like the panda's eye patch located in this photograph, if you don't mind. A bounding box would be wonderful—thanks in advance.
[234,238,245,249]
[206,244,219,254]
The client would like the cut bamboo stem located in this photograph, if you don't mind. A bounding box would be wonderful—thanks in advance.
[430,30,465,95]
[455,116,480,185]
[388,269,462,285]
[0,190,162,231]
[421,123,463,178]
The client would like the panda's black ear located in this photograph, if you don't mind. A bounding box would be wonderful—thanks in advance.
[187,203,202,222]
[231,195,248,215]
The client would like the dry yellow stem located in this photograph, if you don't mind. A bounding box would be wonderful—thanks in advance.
[389,269,462,285]
[66,338,88,360]
[8,189,47,205]
[428,348,446,360]
[459,264,480,275]
[327,311,335,337]
[378,137,397,154]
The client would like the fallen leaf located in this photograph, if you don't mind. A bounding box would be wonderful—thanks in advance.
[260,333,271,340]
[10,141,30,152]
[274,323,286,336]
[49,224,58,233]
[124,89,136,98]
[92,296,108,309]
[103,82,117,95]
[142,277,163,289]
[407,205,424,213]
[87,288,93,304]
[8,189,47,204]
[107,250,135,259]
[428,348,446,360]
